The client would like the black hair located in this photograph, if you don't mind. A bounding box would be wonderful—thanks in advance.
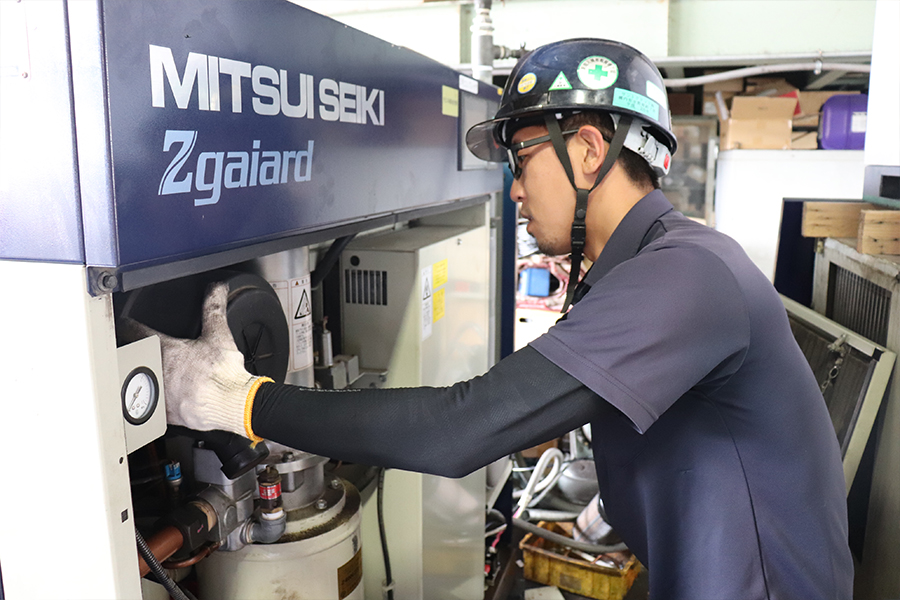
[560,111,660,191]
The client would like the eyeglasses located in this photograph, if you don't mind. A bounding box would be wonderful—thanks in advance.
[507,129,579,180]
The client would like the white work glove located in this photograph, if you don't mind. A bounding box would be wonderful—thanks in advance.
[121,283,271,440]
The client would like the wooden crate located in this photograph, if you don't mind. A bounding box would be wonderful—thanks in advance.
[519,522,641,600]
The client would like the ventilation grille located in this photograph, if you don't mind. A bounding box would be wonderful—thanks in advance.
[344,269,388,306]
[827,264,892,346]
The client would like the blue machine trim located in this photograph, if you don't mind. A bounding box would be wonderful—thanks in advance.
[105,194,490,293]
[100,0,500,272]
[2,0,502,277]
[500,165,517,359]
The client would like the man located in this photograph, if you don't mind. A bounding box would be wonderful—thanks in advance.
[142,39,852,599]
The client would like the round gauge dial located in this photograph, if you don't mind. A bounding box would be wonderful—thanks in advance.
[122,367,160,425]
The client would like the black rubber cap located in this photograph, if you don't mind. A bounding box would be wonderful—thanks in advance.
[118,270,290,383]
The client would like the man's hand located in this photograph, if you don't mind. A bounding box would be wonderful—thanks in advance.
[121,283,268,438]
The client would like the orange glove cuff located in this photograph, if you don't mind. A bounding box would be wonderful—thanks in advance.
[244,377,274,442]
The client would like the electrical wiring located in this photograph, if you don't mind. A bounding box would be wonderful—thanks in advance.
[513,447,564,518]
[485,507,508,538]
[377,469,395,600]
[135,529,197,600]
[512,518,628,554]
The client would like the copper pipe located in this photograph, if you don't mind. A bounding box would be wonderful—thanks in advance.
[138,525,184,577]
[163,542,221,569]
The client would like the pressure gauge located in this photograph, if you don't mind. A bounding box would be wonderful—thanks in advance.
[121,367,160,425]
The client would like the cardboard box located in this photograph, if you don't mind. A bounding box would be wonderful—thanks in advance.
[521,439,559,459]
[702,69,744,94]
[667,92,695,116]
[782,90,859,128]
[703,92,736,116]
[720,97,797,150]
[791,131,818,149]
[744,77,798,98]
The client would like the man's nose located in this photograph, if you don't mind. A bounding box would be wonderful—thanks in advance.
[509,175,525,203]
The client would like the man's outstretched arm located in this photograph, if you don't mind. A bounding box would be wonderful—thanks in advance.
[132,283,604,478]
[252,344,603,478]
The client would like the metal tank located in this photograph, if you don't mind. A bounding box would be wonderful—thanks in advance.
[193,247,364,599]
[196,454,363,600]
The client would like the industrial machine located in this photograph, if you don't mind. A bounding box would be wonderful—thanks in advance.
[0,1,502,598]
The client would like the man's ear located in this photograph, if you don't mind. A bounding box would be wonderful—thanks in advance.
[574,125,608,180]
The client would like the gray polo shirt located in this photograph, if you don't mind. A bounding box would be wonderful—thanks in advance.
[530,190,852,600]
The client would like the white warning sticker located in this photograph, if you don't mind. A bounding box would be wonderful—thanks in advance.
[269,280,289,316]
[290,276,313,371]
[421,266,433,341]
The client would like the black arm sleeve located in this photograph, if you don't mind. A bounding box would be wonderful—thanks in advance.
[252,345,604,478]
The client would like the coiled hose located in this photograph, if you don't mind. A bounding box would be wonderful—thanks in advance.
[135,529,197,600]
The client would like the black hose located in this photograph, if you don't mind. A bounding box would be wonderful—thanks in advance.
[377,468,395,600]
[512,518,628,554]
[135,529,198,600]
[310,234,356,289]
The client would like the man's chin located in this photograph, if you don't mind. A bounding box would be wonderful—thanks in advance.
[536,241,569,257]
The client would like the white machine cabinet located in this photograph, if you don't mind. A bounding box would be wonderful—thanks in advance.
[342,220,490,600]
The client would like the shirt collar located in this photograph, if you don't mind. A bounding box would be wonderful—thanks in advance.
[580,189,674,289]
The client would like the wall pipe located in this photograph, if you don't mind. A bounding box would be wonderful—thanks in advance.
[471,0,493,83]
[664,62,871,88]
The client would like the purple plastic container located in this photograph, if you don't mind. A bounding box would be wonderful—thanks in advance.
[819,94,868,149]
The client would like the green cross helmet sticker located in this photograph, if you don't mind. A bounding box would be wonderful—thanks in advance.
[549,71,572,91]
[577,56,618,90]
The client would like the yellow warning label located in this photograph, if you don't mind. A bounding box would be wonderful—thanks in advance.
[442,86,459,117]
[432,259,448,288]
[433,288,446,322]
[337,549,362,599]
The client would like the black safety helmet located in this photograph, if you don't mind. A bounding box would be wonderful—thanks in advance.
[465,38,678,312]
[466,38,677,172]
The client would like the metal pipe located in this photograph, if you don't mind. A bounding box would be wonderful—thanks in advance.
[137,525,184,577]
[242,509,286,545]
[664,62,871,88]
[487,51,871,77]
[135,529,196,600]
[654,50,871,68]
[470,0,493,83]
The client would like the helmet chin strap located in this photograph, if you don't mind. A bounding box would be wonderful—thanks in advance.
[542,112,632,313]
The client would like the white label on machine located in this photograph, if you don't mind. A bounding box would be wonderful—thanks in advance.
[421,266,433,341]
[269,279,289,314]
[851,112,867,133]
[459,74,479,95]
[290,276,313,371]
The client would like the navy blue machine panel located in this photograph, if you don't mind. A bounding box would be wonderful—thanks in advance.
[98,0,500,271]
[0,2,85,263]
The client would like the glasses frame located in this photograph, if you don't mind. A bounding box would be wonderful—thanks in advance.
[507,129,580,180]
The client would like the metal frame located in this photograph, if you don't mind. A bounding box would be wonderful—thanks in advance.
[101,194,492,294]
[812,238,900,596]
[781,295,895,492]
[0,262,141,599]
